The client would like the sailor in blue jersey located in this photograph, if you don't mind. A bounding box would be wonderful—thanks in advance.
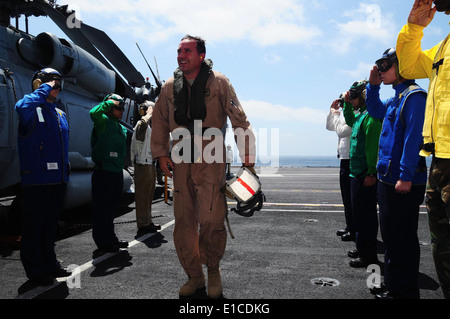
[366,48,427,299]
[15,68,71,286]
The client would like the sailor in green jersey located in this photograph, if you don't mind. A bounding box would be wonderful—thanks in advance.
[90,94,129,253]
[343,80,382,268]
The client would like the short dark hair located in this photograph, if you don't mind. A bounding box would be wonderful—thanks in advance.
[181,34,206,55]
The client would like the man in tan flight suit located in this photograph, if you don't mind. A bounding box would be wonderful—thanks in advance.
[151,35,256,299]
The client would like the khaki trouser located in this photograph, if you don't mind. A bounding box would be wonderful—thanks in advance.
[172,161,227,278]
[427,156,450,299]
[134,164,156,228]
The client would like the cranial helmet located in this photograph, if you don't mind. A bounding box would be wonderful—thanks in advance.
[376,48,398,73]
[349,80,368,101]
[31,68,63,91]
[104,93,125,109]
[223,167,266,217]
[139,100,155,113]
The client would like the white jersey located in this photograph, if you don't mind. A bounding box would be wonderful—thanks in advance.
[131,121,153,165]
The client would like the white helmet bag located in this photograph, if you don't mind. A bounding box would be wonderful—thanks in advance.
[224,167,266,217]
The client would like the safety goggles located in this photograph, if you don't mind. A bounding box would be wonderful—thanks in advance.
[114,101,125,111]
[53,82,62,91]
[376,58,393,73]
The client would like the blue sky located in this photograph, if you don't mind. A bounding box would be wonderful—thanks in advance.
[18,1,450,158]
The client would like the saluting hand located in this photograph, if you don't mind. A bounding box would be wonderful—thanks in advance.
[112,100,122,108]
[369,65,382,86]
[330,100,340,110]
[46,80,56,87]
[408,0,436,27]
[343,91,351,103]
[330,100,341,115]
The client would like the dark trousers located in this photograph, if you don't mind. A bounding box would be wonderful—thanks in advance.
[378,181,424,299]
[427,157,450,299]
[92,170,123,249]
[350,176,378,261]
[340,159,355,234]
[20,184,67,278]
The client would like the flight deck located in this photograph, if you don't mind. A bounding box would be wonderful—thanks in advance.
[0,167,443,304]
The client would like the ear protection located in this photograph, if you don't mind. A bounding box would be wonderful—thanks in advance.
[32,78,43,91]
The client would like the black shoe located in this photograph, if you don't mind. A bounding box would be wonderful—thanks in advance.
[137,223,161,235]
[50,268,72,278]
[336,229,348,236]
[341,233,355,242]
[136,228,147,236]
[349,257,378,268]
[30,274,54,286]
[115,240,129,248]
[375,291,394,299]
[99,245,119,253]
[370,283,387,295]
[347,249,359,258]
[147,223,161,232]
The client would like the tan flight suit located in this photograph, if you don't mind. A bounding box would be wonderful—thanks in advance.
[151,70,255,278]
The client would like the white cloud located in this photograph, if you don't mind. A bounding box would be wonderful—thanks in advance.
[263,53,282,64]
[328,3,397,54]
[338,61,373,80]
[242,100,327,125]
[66,0,322,46]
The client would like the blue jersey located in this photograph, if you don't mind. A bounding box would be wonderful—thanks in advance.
[15,84,70,186]
[366,81,427,185]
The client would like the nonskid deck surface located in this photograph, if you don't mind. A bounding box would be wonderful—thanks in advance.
[0,167,443,304]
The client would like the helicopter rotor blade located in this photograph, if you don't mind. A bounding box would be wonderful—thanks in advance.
[80,24,145,88]
[136,42,162,89]
[154,56,162,85]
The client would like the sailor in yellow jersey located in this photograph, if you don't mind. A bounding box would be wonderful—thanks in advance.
[396,0,450,298]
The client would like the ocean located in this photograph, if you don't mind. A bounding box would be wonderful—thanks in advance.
[255,155,340,168]
[252,155,433,168]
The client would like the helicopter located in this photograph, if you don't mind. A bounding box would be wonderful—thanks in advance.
[0,0,162,234]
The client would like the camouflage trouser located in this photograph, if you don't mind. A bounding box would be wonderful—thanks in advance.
[427,157,450,299]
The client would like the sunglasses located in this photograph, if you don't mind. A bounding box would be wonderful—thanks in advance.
[376,58,393,73]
